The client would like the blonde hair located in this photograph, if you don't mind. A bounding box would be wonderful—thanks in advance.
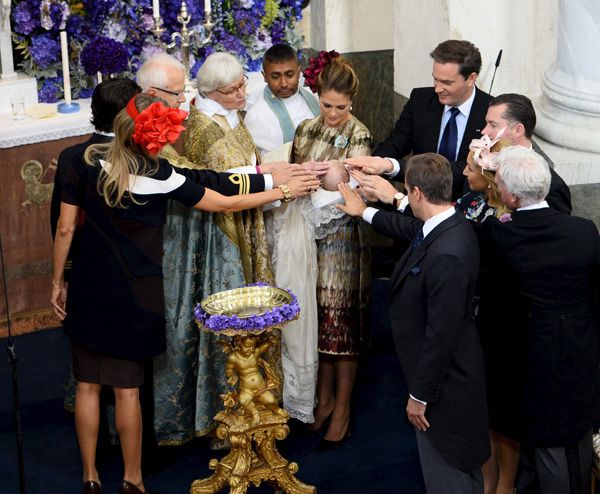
[84,94,166,208]
[480,139,511,218]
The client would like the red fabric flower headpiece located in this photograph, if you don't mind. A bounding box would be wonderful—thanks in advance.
[303,50,340,93]
[126,97,188,156]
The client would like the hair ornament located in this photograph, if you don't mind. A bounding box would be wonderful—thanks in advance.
[126,97,188,155]
[303,50,340,93]
[469,127,506,171]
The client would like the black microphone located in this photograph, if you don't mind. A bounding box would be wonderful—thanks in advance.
[489,49,503,95]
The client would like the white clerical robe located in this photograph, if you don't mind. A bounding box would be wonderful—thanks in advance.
[245,89,317,157]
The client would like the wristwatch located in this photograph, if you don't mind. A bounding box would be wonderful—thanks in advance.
[393,192,405,209]
[278,184,293,203]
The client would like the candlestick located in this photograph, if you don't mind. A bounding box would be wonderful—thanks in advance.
[60,31,71,104]
[153,0,160,19]
[58,30,80,113]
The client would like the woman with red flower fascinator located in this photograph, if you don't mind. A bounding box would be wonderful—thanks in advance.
[292,53,373,449]
[50,94,318,494]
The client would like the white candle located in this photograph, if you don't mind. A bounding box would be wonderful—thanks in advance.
[60,31,72,105]
[204,0,211,18]
[97,72,103,84]
[153,0,160,18]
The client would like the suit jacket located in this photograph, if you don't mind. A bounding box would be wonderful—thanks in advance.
[480,208,600,447]
[375,86,492,199]
[531,140,572,214]
[372,210,490,471]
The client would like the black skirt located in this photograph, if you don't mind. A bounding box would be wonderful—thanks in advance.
[72,342,145,388]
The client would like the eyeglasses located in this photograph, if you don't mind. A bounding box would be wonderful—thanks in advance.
[151,86,185,97]
[215,75,249,96]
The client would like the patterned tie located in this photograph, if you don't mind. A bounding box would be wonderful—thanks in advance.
[438,107,460,162]
[411,228,424,251]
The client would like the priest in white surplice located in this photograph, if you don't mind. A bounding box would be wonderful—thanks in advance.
[245,44,320,157]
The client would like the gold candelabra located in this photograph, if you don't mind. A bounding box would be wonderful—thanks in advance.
[152,1,213,90]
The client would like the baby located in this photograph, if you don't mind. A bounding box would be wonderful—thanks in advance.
[320,160,350,191]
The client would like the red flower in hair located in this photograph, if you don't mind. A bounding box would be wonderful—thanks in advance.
[303,50,340,93]
[131,102,188,155]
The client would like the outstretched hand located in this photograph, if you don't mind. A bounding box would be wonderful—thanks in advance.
[350,170,398,204]
[300,160,329,177]
[336,182,367,217]
[345,156,393,175]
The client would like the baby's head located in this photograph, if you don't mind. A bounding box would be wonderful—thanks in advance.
[321,160,350,191]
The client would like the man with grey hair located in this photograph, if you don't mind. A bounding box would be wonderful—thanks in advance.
[136,53,187,108]
[481,145,600,493]
[482,93,571,214]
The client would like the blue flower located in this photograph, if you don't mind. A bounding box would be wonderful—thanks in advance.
[13,1,40,35]
[30,33,61,69]
[80,36,129,75]
[38,76,63,103]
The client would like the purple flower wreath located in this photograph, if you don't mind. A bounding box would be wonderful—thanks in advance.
[194,283,300,333]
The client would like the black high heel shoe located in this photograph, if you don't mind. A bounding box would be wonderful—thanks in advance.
[82,480,102,494]
[317,423,351,451]
[119,480,159,494]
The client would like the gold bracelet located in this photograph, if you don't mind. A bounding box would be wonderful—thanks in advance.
[278,184,293,203]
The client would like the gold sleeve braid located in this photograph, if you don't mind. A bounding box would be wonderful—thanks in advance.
[228,173,251,195]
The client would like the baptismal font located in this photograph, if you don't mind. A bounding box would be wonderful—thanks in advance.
[192,285,315,494]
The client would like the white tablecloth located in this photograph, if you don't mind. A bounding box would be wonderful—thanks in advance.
[0,99,94,149]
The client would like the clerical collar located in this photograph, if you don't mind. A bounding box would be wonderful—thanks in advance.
[194,93,240,128]
[444,86,476,118]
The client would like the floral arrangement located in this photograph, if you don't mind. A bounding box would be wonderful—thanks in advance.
[11,0,305,102]
[127,99,188,155]
[302,49,339,93]
[194,283,300,332]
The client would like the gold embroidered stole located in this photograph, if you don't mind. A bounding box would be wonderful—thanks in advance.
[182,108,273,284]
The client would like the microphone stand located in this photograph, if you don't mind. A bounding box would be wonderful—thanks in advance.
[1,234,27,494]
[488,49,503,95]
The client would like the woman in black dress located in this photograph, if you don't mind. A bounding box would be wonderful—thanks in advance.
[51,94,319,494]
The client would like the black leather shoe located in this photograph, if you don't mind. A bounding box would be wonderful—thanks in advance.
[83,480,102,494]
[317,429,351,451]
[119,480,159,494]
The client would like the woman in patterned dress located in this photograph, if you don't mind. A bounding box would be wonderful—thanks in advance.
[291,55,372,446]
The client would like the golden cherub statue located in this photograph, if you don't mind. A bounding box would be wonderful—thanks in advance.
[221,334,288,424]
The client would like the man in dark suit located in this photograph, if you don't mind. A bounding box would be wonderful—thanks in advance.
[481,93,571,214]
[338,153,490,493]
[483,146,600,493]
[347,39,492,200]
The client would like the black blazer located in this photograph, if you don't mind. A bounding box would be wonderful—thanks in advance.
[375,86,492,199]
[530,140,572,214]
[480,208,600,447]
[372,210,490,471]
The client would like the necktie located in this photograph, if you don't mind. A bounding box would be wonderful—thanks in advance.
[411,228,424,251]
[438,107,460,162]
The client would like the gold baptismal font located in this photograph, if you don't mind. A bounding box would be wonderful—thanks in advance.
[191,286,315,494]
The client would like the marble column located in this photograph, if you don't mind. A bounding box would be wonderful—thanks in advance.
[535,0,600,153]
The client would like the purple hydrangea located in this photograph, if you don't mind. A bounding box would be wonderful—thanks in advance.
[13,1,40,35]
[80,36,129,75]
[30,33,61,69]
[38,76,63,103]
